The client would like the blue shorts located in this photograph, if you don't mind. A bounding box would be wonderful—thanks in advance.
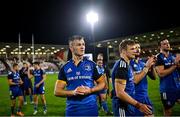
[23,77,31,90]
[134,95,154,116]
[160,91,180,109]
[9,87,23,100]
[66,103,98,116]
[33,85,45,95]
[112,98,135,116]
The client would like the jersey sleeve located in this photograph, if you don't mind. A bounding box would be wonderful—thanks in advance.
[156,55,164,66]
[58,67,67,82]
[115,61,128,80]
[41,69,46,75]
[7,72,13,80]
[93,64,103,81]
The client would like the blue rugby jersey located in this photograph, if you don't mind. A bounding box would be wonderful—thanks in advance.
[156,53,180,92]
[111,58,135,101]
[96,66,105,75]
[130,59,148,97]
[7,71,21,89]
[32,69,45,85]
[58,57,102,105]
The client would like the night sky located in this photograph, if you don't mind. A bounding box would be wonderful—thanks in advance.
[1,0,179,45]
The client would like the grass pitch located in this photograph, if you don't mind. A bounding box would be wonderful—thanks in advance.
[0,74,180,116]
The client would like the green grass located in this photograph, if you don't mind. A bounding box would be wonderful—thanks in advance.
[0,74,180,116]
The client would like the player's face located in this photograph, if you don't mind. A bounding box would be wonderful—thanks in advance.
[135,44,141,57]
[161,39,171,51]
[97,55,103,67]
[71,39,85,57]
[126,44,137,59]
[33,64,39,69]
[14,65,19,71]
[23,63,28,68]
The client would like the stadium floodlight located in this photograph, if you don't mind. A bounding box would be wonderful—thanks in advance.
[86,11,98,27]
[5,45,10,48]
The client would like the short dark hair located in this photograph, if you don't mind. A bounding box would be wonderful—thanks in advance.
[33,61,40,65]
[119,39,135,52]
[158,38,169,46]
[134,40,140,44]
[13,63,18,68]
[97,53,103,58]
[68,35,84,46]
[23,62,27,65]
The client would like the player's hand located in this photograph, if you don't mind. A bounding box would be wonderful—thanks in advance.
[18,80,23,85]
[175,55,180,66]
[35,84,40,88]
[73,86,85,95]
[135,102,152,115]
[146,57,155,69]
[82,86,92,95]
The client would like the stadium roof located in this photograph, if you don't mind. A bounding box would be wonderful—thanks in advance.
[92,27,180,49]
[0,43,68,55]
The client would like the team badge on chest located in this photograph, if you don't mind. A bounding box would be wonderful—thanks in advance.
[84,65,91,71]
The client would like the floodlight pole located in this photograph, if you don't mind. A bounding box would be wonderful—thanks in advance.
[90,24,95,55]
[18,33,21,62]
[86,11,98,56]
[32,34,35,63]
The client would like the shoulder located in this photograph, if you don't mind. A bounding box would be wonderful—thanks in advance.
[156,53,163,58]
[119,58,128,68]
[61,60,73,69]
[85,59,96,65]
[8,71,13,75]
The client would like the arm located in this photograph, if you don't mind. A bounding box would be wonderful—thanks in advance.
[134,67,149,84]
[156,65,177,78]
[36,74,46,87]
[115,79,137,105]
[155,54,179,78]
[147,66,158,80]
[54,80,85,97]
[91,75,105,93]
[19,77,24,85]
[134,57,155,84]
[28,69,33,79]
[115,79,152,115]
[76,74,106,95]
[7,73,19,86]
[8,79,19,86]
[54,80,74,97]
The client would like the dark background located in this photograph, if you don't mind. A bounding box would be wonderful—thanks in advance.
[0,0,179,45]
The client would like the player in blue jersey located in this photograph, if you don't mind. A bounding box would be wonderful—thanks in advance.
[111,39,152,116]
[19,62,33,105]
[54,35,105,116]
[155,38,180,116]
[96,53,113,115]
[7,63,24,117]
[28,62,47,115]
[130,42,158,116]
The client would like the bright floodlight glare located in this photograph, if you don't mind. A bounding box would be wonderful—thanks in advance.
[86,11,98,25]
